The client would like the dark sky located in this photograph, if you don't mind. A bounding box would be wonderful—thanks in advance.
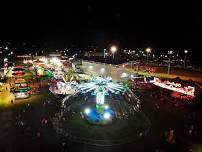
[0,2,84,43]
[0,1,202,59]
[87,1,202,49]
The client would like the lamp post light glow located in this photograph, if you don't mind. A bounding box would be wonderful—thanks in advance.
[89,66,93,70]
[100,68,105,73]
[184,50,188,68]
[110,46,117,59]
[145,48,151,64]
[167,51,173,74]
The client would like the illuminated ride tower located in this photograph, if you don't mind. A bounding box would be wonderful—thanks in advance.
[13,66,30,99]
[79,76,126,125]
[96,85,105,113]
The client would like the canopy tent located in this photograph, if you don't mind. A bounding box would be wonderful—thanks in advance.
[172,77,186,86]
[168,77,196,87]
[186,79,195,87]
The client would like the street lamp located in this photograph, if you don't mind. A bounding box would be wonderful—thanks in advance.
[167,51,173,74]
[145,48,151,64]
[110,46,117,59]
[184,50,188,68]
[103,49,106,58]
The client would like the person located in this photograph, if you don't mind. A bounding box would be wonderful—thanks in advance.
[43,101,46,106]
[150,92,153,97]
[155,103,160,110]
[59,141,68,152]
[11,100,13,104]
[37,132,41,137]
[167,129,175,144]
[139,132,143,137]
[188,148,193,152]
[80,112,84,119]
[41,118,47,125]
[188,124,194,135]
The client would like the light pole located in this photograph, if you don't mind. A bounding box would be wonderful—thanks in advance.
[184,50,188,68]
[145,48,151,64]
[104,49,106,58]
[167,51,173,74]
[110,46,117,59]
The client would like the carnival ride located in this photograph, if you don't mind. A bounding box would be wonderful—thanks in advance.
[13,66,30,99]
[49,68,77,95]
[78,76,126,125]
[50,75,150,145]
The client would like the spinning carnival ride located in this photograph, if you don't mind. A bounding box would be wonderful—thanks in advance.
[51,75,151,145]
[79,76,126,125]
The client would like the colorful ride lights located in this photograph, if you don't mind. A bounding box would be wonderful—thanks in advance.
[104,104,109,109]
[84,105,111,120]
[84,108,91,115]
[103,112,111,120]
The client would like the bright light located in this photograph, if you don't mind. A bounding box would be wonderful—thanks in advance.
[23,60,28,64]
[104,104,109,109]
[50,57,58,63]
[121,72,128,78]
[168,51,173,54]
[184,50,188,54]
[5,46,8,50]
[79,76,125,107]
[84,108,91,115]
[4,58,8,62]
[146,48,151,53]
[50,57,62,66]
[103,112,111,119]
[89,66,93,70]
[145,48,151,53]
[39,57,48,64]
[100,68,105,73]
[110,46,117,54]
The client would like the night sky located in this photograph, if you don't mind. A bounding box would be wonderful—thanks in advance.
[0,1,202,60]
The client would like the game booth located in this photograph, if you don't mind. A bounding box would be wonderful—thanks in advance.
[14,78,30,99]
